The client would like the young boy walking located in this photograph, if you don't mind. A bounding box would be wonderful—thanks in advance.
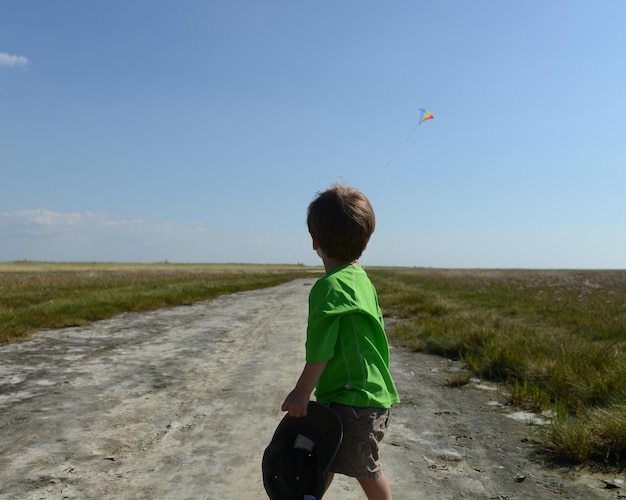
[282,184,400,500]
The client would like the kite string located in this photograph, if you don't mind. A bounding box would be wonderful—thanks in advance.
[362,126,416,266]
[363,110,432,266]
[380,124,420,171]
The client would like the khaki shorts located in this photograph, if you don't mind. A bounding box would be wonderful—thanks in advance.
[329,403,391,479]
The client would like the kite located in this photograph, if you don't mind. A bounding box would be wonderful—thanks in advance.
[365,106,435,263]
[418,108,434,125]
[381,107,434,170]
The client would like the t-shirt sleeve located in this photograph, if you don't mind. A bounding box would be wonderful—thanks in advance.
[306,312,340,363]
[305,281,342,363]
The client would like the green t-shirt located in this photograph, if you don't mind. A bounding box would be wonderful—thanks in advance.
[306,264,400,409]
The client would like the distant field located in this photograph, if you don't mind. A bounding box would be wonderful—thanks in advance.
[2,263,625,467]
[0,261,316,274]
[0,261,322,344]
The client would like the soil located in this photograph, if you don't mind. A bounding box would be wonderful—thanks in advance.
[0,279,624,499]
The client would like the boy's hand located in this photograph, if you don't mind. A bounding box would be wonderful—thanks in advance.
[281,361,327,417]
[281,388,310,418]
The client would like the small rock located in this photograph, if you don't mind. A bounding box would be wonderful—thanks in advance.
[514,473,526,483]
[439,450,462,461]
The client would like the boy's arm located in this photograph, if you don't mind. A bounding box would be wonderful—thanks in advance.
[281,361,327,417]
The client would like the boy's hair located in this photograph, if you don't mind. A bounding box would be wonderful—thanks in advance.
[307,184,375,261]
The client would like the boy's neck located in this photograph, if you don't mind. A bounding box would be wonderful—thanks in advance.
[321,257,359,273]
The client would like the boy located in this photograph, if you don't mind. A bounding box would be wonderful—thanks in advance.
[281,184,400,500]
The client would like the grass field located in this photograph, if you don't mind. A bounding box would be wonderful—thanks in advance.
[1,262,625,467]
[367,267,626,468]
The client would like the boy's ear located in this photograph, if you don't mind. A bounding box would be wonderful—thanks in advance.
[311,236,319,250]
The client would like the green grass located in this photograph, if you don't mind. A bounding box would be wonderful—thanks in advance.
[367,267,626,468]
[0,261,322,343]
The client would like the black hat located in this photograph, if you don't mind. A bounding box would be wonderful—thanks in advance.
[262,401,343,500]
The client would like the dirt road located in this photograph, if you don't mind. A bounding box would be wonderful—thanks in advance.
[0,279,623,499]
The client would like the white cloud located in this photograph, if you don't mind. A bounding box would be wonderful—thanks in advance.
[0,51,29,67]
[0,210,218,262]
[0,209,311,264]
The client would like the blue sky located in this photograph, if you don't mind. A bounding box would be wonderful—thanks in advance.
[1,1,625,268]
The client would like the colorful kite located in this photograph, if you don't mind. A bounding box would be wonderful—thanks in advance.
[418,108,434,125]
[380,107,435,171]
